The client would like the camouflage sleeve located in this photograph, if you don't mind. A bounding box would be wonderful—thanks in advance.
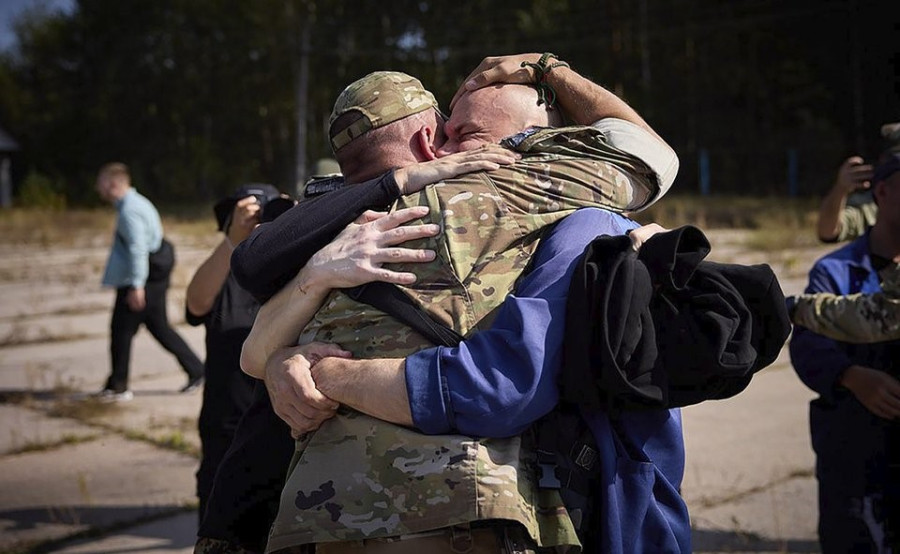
[790,263,900,343]
[497,123,675,215]
[835,201,878,242]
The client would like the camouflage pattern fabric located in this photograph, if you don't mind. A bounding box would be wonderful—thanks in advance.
[329,71,440,151]
[791,263,900,343]
[195,537,263,554]
[835,201,878,242]
[267,129,664,553]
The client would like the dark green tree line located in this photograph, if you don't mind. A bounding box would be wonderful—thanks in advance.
[0,0,896,206]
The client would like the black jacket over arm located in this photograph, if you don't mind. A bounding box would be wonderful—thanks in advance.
[563,225,791,411]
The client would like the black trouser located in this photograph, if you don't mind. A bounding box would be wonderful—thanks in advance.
[106,281,203,392]
[197,370,257,524]
[198,383,294,553]
[197,426,236,524]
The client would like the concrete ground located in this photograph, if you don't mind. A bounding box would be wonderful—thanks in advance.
[0,228,835,553]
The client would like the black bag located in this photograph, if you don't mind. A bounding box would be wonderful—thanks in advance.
[148,237,175,283]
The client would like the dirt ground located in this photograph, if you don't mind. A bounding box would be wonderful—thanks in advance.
[0,215,837,553]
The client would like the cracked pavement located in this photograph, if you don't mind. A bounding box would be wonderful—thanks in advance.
[0,227,833,553]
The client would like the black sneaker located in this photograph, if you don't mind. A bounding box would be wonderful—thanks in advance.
[180,376,204,394]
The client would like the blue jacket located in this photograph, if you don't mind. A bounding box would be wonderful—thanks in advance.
[406,208,691,553]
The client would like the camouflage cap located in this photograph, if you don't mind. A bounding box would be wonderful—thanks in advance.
[329,71,440,151]
[882,121,900,152]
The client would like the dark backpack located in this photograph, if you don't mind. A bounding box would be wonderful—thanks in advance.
[148,238,175,283]
[114,232,175,284]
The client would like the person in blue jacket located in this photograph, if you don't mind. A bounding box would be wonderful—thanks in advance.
[789,152,900,553]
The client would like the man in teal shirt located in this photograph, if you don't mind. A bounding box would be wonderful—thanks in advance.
[96,162,203,400]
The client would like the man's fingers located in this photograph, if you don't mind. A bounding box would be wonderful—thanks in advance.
[366,269,418,285]
[288,369,339,411]
[354,210,387,224]
[286,393,337,421]
[371,206,430,231]
[452,144,518,163]
[301,342,353,362]
[380,224,440,246]
[879,391,900,415]
[271,400,312,431]
[464,161,501,173]
[373,247,437,265]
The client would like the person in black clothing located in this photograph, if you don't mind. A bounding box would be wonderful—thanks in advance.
[185,184,294,523]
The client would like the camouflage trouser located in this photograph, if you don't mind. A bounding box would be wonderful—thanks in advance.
[303,524,556,554]
[194,537,263,554]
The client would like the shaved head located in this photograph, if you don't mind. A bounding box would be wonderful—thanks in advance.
[438,85,563,155]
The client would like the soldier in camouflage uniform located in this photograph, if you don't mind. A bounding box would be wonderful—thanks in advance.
[816,122,899,243]
[239,60,677,553]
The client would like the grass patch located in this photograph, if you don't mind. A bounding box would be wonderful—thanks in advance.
[39,397,200,458]
[635,194,819,230]
[0,207,216,248]
[46,397,123,421]
[121,428,200,458]
[0,329,98,348]
[632,194,822,252]
[0,209,114,248]
[5,433,100,456]
[0,304,109,323]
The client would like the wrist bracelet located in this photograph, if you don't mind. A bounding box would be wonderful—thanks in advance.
[520,52,570,108]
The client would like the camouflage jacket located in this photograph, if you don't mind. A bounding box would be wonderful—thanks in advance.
[266,122,676,553]
[790,262,899,343]
[835,199,878,242]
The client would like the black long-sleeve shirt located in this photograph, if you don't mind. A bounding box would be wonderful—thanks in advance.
[231,172,401,303]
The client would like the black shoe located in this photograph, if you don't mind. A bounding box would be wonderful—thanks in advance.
[180,376,204,394]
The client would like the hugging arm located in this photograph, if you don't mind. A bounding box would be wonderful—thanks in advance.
[789,263,900,343]
[307,210,641,437]
[239,207,439,378]
[232,147,518,303]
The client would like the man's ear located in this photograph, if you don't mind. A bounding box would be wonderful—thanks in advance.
[873,180,886,206]
[414,126,438,161]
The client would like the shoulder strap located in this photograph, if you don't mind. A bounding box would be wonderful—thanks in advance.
[345,221,561,349]
[345,282,464,347]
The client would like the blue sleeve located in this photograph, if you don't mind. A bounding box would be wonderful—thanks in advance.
[405,209,639,437]
[119,208,150,288]
[789,260,854,402]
